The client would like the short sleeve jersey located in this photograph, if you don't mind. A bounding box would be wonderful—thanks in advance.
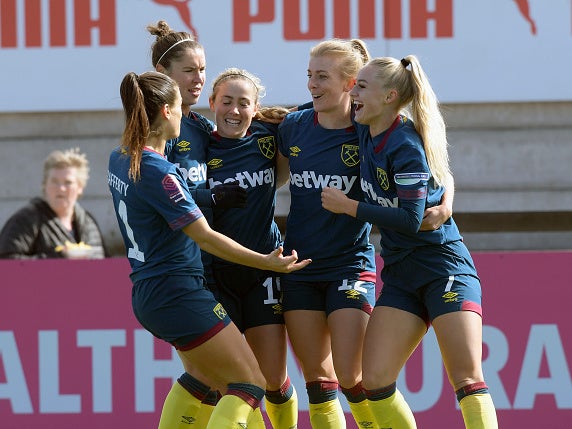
[355,117,463,264]
[278,109,376,281]
[108,147,204,282]
[207,121,281,267]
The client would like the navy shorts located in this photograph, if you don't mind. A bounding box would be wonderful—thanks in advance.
[132,274,231,350]
[211,264,284,332]
[281,273,376,316]
[378,241,482,323]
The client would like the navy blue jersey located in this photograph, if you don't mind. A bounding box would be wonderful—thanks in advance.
[207,120,281,267]
[108,147,204,282]
[165,111,216,284]
[165,111,214,206]
[355,116,463,265]
[278,109,376,281]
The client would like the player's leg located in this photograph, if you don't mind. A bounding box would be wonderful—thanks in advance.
[362,306,425,429]
[285,309,344,428]
[327,277,376,429]
[433,310,498,429]
[329,308,372,429]
[133,275,230,429]
[177,321,267,429]
[243,272,297,429]
[426,267,498,429]
[246,323,297,429]
[158,367,214,429]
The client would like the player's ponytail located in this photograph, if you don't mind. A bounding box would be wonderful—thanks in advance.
[119,71,179,181]
[367,56,450,186]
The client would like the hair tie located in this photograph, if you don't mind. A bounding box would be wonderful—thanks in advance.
[400,58,410,68]
[157,38,193,66]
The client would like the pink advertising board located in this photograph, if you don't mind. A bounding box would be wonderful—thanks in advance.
[1,252,571,428]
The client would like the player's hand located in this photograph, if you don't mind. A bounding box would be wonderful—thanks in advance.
[265,246,311,273]
[321,187,358,217]
[420,204,452,231]
[211,181,248,208]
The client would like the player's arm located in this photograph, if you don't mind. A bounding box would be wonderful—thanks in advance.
[420,171,454,231]
[183,217,310,273]
[321,187,424,233]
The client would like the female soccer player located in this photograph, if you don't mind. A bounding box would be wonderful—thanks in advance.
[146,21,249,429]
[320,55,498,429]
[206,67,298,429]
[276,38,378,429]
[109,71,310,428]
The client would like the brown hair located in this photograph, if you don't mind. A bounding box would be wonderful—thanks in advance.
[147,20,203,69]
[119,71,179,181]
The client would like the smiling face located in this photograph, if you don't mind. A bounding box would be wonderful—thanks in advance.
[350,64,397,135]
[43,167,83,218]
[209,77,258,139]
[162,47,206,113]
[307,54,354,115]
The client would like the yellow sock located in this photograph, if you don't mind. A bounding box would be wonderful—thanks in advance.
[459,393,498,429]
[205,394,253,429]
[247,406,267,428]
[158,382,203,428]
[193,403,215,429]
[265,387,298,429]
[347,399,375,429]
[308,398,346,429]
[368,389,417,429]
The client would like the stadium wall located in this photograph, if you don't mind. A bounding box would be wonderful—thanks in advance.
[1,101,570,254]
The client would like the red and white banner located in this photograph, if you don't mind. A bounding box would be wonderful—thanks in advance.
[1,0,571,112]
[1,252,571,428]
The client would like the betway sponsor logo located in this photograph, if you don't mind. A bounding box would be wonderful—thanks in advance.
[361,178,398,207]
[290,171,356,194]
[208,168,275,189]
[174,163,207,183]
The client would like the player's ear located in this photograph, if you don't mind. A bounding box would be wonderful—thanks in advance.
[344,78,356,92]
[385,89,398,103]
[252,102,260,118]
[161,103,171,119]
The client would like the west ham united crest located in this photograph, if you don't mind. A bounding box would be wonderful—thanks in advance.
[258,136,276,159]
[377,168,389,190]
[341,144,359,167]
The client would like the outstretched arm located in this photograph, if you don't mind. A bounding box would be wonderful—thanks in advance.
[184,217,310,273]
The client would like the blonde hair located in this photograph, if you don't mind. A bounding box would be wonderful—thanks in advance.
[310,38,370,81]
[43,148,89,188]
[209,67,266,104]
[367,55,450,186]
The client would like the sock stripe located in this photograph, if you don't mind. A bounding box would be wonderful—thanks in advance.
[266,377,294,404]
[341,382,366,403]
[306,380,339,404]
[365,382,397,401]
[227,383,266,409]
[456,382,489,402]
[177,372,210,401]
